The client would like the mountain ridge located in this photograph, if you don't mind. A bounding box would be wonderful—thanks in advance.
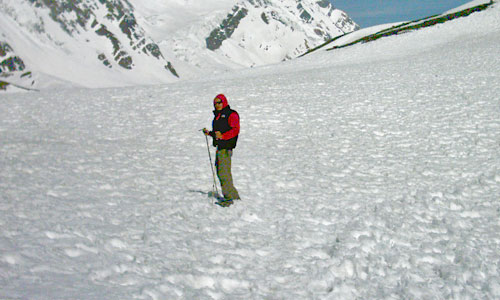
[0,0,358,91]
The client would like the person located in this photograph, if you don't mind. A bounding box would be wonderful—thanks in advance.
[203,94,241,205]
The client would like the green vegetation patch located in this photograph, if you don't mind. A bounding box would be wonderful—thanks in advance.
[328,1,494,51]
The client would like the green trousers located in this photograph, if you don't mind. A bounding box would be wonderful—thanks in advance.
[215,149,240,200]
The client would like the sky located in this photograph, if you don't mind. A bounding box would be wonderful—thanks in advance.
[330,0,474,28]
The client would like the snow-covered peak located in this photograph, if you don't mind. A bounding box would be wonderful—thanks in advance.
[207,0,358,62]
[143,0,359,72]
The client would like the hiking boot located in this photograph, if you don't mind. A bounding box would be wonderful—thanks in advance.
[216,199,234,207]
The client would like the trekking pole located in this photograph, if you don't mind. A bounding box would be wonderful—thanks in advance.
[201,130,220,199]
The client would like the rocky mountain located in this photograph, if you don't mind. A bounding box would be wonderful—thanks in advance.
[203,0,359,66]
[147,0,359,73]
[0,0,358,90]
[0,41,34,91]
[0,0,179,90]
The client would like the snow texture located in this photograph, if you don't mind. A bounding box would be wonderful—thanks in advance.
[1,1,499,299]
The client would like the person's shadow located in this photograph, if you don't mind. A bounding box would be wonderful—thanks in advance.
[188,189,223,200]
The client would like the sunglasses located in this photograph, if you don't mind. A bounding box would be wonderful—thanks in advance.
[214,100,223,105]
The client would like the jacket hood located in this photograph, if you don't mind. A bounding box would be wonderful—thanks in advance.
[214,94,229,109]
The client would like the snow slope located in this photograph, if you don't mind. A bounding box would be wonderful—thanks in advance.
[1,1,499,299]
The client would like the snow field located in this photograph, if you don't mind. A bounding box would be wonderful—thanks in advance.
[1,2,500,299]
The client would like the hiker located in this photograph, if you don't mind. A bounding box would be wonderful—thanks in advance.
[203,94,241,203]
